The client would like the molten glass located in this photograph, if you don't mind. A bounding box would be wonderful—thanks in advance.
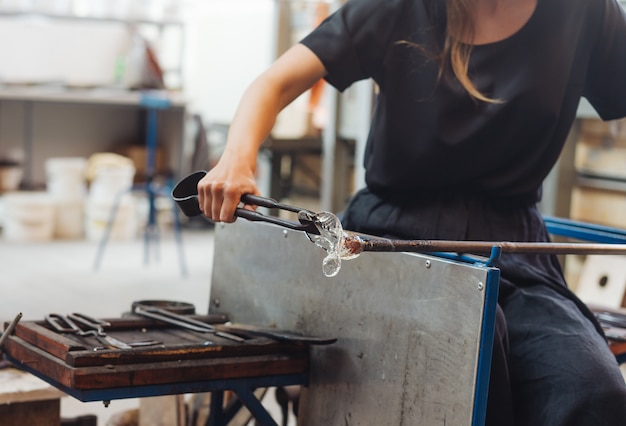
[299,211,364,277]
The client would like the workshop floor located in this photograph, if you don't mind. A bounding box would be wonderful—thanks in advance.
[0,221,295,426]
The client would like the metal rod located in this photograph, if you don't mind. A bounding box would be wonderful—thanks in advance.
[0,312,23,351]
[134,306,245,343]
[358,238,626,255]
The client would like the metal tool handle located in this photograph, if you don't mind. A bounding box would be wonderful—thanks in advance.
[0,312,22,354]
[133,306,245,342]
[134,306,216,331]
[45,314,82,333]
[68,313,111,335]
[240,194,301,213]
[234,208,309,231]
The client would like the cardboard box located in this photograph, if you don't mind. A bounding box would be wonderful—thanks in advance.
[116,145,168,179]
[570,186,626,229]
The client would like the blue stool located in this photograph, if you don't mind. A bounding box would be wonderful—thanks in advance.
[93,91,187,276]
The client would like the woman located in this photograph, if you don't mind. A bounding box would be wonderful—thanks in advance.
[198,0,626,424]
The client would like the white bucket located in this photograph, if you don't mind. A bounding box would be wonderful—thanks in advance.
[53,198,85,239]
[46,157,88,199]
[89,165,135,201]
[85,195,137,242]
[2,191,55,242]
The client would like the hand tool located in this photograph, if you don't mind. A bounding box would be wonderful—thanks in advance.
[171,170,321,235]
[66,313,138,350]
[47,313,160,350]
[351,236,626,256]
[46,313,125,349]
[0,312,22,355]
[132,305,246,343]
[215,323,338,345]
[173,172,626,257]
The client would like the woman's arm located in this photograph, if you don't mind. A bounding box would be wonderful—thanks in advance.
[197,43,327,222]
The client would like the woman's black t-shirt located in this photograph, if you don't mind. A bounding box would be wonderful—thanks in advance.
[301,0,626,203]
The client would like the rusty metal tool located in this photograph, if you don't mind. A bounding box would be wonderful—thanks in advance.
[46,313,131,349]
[353,236,626,255]
[0,312,23,355]
[216,323,338,345]
[132,305,246,343]
[174,173,626,259]
[64,313,160,350]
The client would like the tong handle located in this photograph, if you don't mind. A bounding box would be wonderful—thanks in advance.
[68,313,111,334]
[241,194,300,213]
[45,314,80,333]
[134,306,245,342]
[234,208,318,234]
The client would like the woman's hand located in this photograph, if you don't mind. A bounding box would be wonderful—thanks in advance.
[196,157,260,223]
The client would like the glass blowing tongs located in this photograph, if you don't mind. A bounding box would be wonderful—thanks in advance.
[171,170,320,235]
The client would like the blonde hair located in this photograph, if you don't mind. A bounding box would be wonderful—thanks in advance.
[401,0,499,103]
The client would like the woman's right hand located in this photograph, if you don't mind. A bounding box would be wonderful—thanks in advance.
[196,156,260,223]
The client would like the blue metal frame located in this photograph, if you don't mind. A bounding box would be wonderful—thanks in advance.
[421,249,501,426]
[544,216,626,243]
[472,265,500,426]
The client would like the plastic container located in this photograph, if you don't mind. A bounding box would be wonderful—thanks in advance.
[2,192,55,242]
[85,195,137,242]
[53,198,85,239]
[89,165,135,202]
[45,157,88,199]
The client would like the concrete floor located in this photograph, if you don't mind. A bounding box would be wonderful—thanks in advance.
[0,220,294,425]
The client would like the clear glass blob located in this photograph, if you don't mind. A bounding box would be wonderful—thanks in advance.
[299,210,364,277]
[322,254,341,278]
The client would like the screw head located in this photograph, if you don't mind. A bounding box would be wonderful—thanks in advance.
[425,260,431,268]
[477,282,484,291]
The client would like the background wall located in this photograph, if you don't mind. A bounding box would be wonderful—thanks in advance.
[181,0,276,124]
[0,0,277,124]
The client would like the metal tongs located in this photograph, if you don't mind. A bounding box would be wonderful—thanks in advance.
[45,313,160,350]
[236,194,320,235]
[171,170,320,235]
[132,305,246,343]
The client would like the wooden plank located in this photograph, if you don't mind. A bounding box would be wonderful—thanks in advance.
[0,399,60,426]
[4,336,75,389]
[64,337,306,368]
[5,334,309,391]
[13,322,86,361]
[10,317,309,368]
[70,354,309,389]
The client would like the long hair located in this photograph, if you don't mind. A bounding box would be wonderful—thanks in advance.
[406,0,499,103]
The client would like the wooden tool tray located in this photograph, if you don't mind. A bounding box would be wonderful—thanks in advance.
[2,315,309,392]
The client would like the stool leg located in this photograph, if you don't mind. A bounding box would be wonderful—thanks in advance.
[93,190,126,271]
[206,391,225,426]
[143,180,160,265]
[170,194,188,277]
